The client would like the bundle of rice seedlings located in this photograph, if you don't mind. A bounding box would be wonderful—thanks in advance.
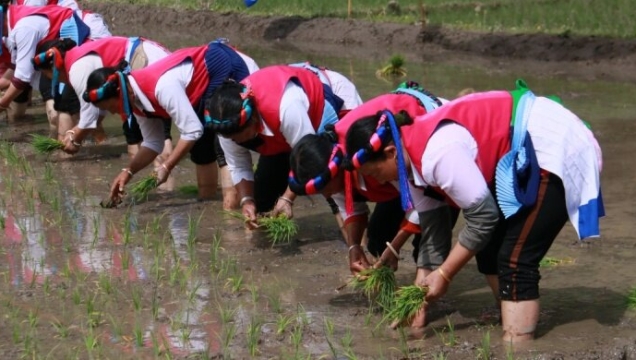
[222,211,298,245]
[376,54,407,80]
[30,134,64,154]
[351,266,396,311]
[258,215,298,245]
[382,285,428,326]
[129,173,159,201]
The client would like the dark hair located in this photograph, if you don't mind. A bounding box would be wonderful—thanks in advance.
[32,39,77,70]
[83,60,129,103]
[204,81,253,136]
[344,110,413,169]
[290,133,336,184]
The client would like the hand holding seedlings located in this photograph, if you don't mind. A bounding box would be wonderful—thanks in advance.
[62,130,82,154]
[240,197,259,229]
[383,285,428,330]
[271,195,294,219]
[348,244,371,275]
[424,267,452,302]
[109,168,134,204]
[374,246,399,271]
[153,163,171,185]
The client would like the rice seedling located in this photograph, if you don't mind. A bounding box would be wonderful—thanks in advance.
[376,54,407,80]
[476,331,491,360]
[30,133,64,154]
[51,319,70,339]
[129,173,159,201]
[107,314,123,339]
[27,309,39,329]
[267,290,283,314]
[323,317,338,358]
[178,185,198,196]
[43,276,51,295]
[133,321,144,347]
[44,162,55,184]
[72,287,82,305]
[210,231,222,264]
[225,275,243,293]
[276,313,295,336]
[217,302,237,324]
[341,328,353,348]
[151,289,160,320]
[350,266,396,311]
[381,285,428,327]
[343,347,358,360]
[247,316,262,357]
[0,215,4,230]
[132,286,142,312]
[219,322,236,359]
[627,287,636,309]
[296,303,309,328]
[186,212,204,255]
[434,317,457,347]
[539,256,576,268]
[289,324,303,356]
[11,323,20,344]
[84,327,99,352]
[247,283,259,304]
[433,351,448,360]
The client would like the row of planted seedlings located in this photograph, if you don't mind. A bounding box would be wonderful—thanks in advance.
[0,138,345,359]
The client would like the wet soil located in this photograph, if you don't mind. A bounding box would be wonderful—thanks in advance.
[88,2,636,84]
[0,3,635,360]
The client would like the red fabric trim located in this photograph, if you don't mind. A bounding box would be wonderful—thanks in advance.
[400,219,421,234]
[343,214,367,226]
[11,77,29,91]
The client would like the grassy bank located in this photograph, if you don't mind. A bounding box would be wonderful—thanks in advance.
[113,0,635,38]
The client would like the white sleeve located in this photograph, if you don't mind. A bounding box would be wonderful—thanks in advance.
[330,192,369,221]
[236,52,259,74]
[138,116,165,154]
[154,67,203,142]
[82,13,112,40]
[10,21,48,83]
[219,136,254,184]
[70,55,103,129]
[57,0,81,11]
[279,82,316,148]
[422,125,490,209]
[407,182,447,220]
[324,69,363,110]
[22,0,47,5]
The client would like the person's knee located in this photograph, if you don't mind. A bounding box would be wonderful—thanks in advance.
[498,261,541,301]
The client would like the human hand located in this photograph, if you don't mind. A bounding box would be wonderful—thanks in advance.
[271,196,293,219]
[109,169,132,204]
[153,163,170,185]
[62,130,82,154]
[374,247,399,271]
[241,201,259,229]
[424,268,451,303]
[348,244,371,275]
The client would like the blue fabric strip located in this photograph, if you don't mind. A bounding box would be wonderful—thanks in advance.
[577,190,604,239]
[124,37,142,64]
[393,87,440,112]
[59,12,91,45]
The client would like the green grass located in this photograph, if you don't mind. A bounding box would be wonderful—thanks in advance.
[178,185,198,196]
[102,0,636,38]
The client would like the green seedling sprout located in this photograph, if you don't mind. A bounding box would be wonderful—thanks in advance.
[382,285,428,327]
[351,266,396,311]
[129,172,159,201]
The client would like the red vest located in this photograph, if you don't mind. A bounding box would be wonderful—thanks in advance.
[242,65,325,156]
[63,36,130,75]
[130,45,209,119]
[8,5,75,46]
[336,93,430,203]
[14,0,58,5]
[403,91,513,200]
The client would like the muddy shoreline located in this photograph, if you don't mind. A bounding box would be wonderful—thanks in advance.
[88,2,636,83]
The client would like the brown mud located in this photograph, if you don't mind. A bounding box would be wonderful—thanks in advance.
[88,2,636,83]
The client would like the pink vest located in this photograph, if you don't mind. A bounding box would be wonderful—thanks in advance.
[130,45,209,119]
[404,91,513,201]
[336,93,430,203]
[242,65,325,156]
[8,5,75,46]
[63,37,131,75]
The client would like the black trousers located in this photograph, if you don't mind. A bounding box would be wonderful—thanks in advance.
[476,172,568,301]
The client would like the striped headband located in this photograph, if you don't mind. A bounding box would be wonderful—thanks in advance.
[348,110,414,211]
[32,47,65,99]
[82,71,134,126]
[204,84,253,128]
[288,144,344,195]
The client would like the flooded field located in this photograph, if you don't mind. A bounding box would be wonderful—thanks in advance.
[1,30,636,360]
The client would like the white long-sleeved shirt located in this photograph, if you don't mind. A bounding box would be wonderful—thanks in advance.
[128,61,202,154]
[73,41,170,129]
[127,52,259,154]
[221,76,363,185]
[7,11,111,85]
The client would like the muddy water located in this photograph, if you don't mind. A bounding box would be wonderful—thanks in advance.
[0,41,635,360]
